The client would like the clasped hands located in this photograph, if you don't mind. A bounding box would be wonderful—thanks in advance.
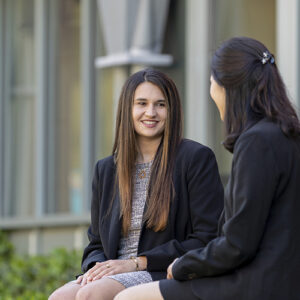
[76,259,137,286]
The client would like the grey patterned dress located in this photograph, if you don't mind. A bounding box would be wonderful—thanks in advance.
[107,161,153,288]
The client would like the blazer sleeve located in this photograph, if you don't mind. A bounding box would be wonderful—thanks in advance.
[172,133,279,280]
[81,162,107,273]
[141,147,224,271]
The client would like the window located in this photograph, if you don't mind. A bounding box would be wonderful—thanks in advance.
[47,0,82,214]
[3,0,36,217]
[1,0,84,218]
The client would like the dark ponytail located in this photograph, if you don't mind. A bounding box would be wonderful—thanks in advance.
[211,36,300,152]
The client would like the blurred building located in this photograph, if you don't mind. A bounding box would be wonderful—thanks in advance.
[0,0,299,255]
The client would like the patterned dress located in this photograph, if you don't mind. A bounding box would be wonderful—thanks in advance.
[107,161,153,288]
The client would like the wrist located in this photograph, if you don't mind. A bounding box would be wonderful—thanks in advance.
[137,256,147,270]
[130,256,139,271]
[129,256,147,271]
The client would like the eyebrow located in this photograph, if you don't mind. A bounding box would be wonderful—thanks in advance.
[134,98,166,102]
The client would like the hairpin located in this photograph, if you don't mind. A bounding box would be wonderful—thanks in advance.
[261,51,275,65]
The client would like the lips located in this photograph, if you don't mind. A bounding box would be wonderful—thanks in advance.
[141,120,159,128]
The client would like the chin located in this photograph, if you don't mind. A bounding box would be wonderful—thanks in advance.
[140,133,163,140]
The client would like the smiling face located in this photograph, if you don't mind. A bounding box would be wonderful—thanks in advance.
[132,81,167,142]
[210,75,226,120]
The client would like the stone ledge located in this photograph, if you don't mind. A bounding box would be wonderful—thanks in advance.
[0,213,90,230]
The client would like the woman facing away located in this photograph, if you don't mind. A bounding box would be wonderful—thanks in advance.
[115,37,300,300]
[49,68,224,300]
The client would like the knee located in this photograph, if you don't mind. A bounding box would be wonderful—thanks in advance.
[114,292,122,300]
[49,282,79,300]
[48,289,65,300]
[75,286,94,300]
[48,293,55,300]
[114,289,130,300]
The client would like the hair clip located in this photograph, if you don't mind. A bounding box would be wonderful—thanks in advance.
[261,51,275,65]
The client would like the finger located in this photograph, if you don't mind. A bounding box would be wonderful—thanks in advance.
[92,267,117,280]
[91,261,113,273]
[88,263,111,280]
[81,275,88,286]
[76,275,83,284]
[102,270,118,278]
[87,262,102,274]
[92,269,112,280]
[89,260,108,274]
[87,277,93,284]
[84,263,105,281]
[90,260,129,281]
[89,265,107,278]
[92,273,105,281]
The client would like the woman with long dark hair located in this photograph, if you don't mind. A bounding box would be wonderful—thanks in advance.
[49,68,223,300]
[115,37,300,300]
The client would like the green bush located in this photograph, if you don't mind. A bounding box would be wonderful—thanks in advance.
[0,231,82,299]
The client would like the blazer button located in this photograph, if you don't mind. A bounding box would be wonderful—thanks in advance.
[188,273,197,280]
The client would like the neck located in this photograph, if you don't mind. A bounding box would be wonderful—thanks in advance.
[136,136,162,163]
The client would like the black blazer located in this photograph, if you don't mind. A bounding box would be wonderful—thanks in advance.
[81,139,224,280]
[172,119,300,300]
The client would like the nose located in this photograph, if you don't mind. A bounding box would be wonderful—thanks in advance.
[145,104,156,117]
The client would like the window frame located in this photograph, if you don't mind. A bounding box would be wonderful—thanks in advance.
[0,0,97,223]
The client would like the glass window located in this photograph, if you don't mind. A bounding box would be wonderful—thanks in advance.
[95,68,115,160]
[5,0,36,217]
[48,0,82,214]
[95,13,115,160]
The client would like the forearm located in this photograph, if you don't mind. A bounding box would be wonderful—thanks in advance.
[139,238,206,272]
[172,235,249,280]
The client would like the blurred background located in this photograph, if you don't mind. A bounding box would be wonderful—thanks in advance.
[0,0,299,257]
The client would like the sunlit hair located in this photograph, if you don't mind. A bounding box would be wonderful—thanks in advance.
[211,36,300,152]
[112,68,183,236]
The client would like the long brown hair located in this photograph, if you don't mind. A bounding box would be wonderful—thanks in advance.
[112,68,183,236]
[211,37,300,152]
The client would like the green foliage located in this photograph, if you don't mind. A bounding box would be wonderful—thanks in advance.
[0,231,82,299]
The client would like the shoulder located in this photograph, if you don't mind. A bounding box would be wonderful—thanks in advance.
[94,155,116,177]
[246,119,283,136]
[234,119,288,153]
[177,139,214,155]
[176,138,216,164]
[233,119,284,167]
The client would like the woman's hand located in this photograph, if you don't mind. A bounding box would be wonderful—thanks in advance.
[76,273,91,286]
[167,258,178,279]
[76,259,137,285]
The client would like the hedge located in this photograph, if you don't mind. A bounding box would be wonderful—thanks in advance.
[0,231,82,299]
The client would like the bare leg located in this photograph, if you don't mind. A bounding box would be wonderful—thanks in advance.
[48,280,81,300]
[114,281,163,300]
[49,278,125,300]
[75,277,125,300]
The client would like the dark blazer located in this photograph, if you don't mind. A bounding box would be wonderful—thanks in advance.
[172,119,300,300]
[81,139,224,280]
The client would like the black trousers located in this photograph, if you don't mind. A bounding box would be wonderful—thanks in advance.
[159,279,201,300]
